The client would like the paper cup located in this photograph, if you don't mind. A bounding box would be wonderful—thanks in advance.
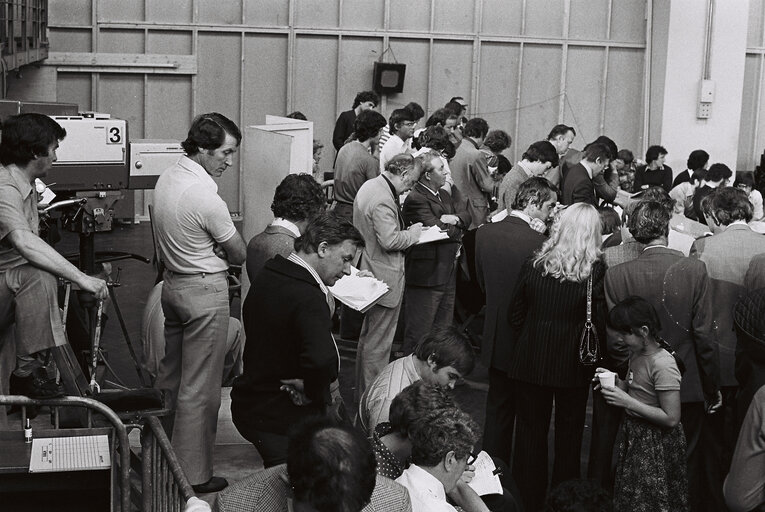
[598,371,616,389]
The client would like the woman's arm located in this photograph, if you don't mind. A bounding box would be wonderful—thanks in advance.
[600,387,681,428]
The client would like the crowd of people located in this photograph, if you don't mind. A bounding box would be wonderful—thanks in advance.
[1,90,765,512]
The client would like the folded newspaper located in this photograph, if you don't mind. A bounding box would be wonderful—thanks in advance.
[466,450,503,496]
[329,267,389,313]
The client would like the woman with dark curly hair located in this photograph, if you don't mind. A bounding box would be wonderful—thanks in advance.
[245,173,326,280]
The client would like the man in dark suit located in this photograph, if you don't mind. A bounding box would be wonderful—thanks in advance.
[332,91,379,155]
[475,177,558,466]
[401,151,471,354]
[232,213,364,468]
[561,142,611,206]
[602,200,721,511]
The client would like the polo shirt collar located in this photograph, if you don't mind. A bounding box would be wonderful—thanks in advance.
[406,464,447,502]
[272,218,301,237]
[4,164,33,198]
[178,155,218,193]
[509,210,533,226]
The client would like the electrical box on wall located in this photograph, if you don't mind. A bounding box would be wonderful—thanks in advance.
[697,79,714,119]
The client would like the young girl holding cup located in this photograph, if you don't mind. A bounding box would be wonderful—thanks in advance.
[595,296,689,512]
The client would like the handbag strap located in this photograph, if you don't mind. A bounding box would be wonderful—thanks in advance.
[585,275,593,324]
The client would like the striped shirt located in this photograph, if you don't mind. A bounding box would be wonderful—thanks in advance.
[360,355,420,433]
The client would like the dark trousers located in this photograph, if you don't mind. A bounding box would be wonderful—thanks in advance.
[239,429,289,468]
[697,386,738,512]
[402,269,457,355]
[483,368,517,466]
[681,401,714,512]
[512,380,590,512]
[587,386,623,490]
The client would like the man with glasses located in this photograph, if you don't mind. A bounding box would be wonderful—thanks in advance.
[379,108,417,172]
[153,112,247,494]
[395,407,480,512]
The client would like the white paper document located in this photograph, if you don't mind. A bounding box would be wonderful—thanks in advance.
[29,435,111,473]
[329,267,389,313]
[467,450,503,496]
[416,225,449,245]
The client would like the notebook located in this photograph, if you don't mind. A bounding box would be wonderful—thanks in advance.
[29,435,111,473]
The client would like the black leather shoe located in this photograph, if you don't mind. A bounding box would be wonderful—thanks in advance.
[192,476,228,494]
[9,373,64,399]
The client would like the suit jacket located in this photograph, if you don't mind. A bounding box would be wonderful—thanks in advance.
[605,247,720,403]
[332,109,356,151]
[353,175,419,307]
[603,240,645,268]
[402,182,469,287]
[450,138,495,228]
[475,215,546,371]
[245,225,297,281]
[215,464,412,512]
[561,163,597,206]
[690,223,765,386]
[507,259,607,387]
[496,165,529,213]
[232,256,338,433]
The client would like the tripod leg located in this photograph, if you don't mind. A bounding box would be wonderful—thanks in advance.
[108,286,149,387]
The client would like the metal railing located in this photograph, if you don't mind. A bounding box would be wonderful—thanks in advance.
[1,395,196,512]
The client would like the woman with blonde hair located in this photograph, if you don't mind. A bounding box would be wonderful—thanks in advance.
[505,203,607,512]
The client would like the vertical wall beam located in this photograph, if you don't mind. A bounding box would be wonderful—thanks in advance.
[642,0,652,154]
[599,0,614,134]
[91,0,99,109]
[752,2,765,168]
[380,0,391,115]
[191,0,199,120]
[558,0,571,124]
[286,0,296,112]
[426,0,435,113]
[471,0,483,115]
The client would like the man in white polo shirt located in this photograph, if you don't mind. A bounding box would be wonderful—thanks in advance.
[153,112,247,494]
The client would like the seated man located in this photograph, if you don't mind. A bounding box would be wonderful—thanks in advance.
[232,212,364,468]
[359,325,475,433]
[141,280,243,387]
[216,417,411,512]
[396,407,480,512]
[246,173,326,281]
[0,114,108,415]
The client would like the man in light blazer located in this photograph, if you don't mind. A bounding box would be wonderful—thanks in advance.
[353,154,422,401]
[690,186,765,510]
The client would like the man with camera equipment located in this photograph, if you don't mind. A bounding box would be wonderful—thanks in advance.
[0,113,109,424]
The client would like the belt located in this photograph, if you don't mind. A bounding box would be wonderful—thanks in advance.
[164,269,227,277]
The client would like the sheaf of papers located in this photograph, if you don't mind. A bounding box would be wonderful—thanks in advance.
[329,267,389,312]
[466,450,503,496]
[417,225,450,244]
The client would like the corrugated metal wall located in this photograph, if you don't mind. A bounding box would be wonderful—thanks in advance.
[46,0,648,217]
[739,0,765,170]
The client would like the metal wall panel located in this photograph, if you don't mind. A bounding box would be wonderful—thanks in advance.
[244,1,289,26]
[341,0,385,30]
[604,48,644,152]
[198,0,243,25]
[481,0,524,36]
[242,34,289,124]
[49,29,92,52]
[146,76,193,139]
[433,0,475,34]
[293,36,338,169]
[99,29,145,54]
[386,38,430,112]
[146,31,193,55]
[98,74,144,137]
[100,0,144,22]
[196,32,243,209]
[525,0,565,39]
[431,41,473,108]
[518,44,562,154]
[611,0,646,43]
[564,46,604,143]
[737,54,760,169]
[147,0,193,24]
[50,0,92,25]
[56,74,92,111]
[570,0,609,40]
[337,37,383,111]
[748,0,764,49]
[389,0,431,32]
[477,42,520,159]
[295,0,339,28]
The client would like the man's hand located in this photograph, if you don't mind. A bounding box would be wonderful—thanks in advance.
[280,378,311,406]
[78,275,109,300]
[212,243,228,260]
[705,391,723,414]
[356,270,375,278]
[440,214,460,225]
[408,222,423,239]
[460,464,476,484]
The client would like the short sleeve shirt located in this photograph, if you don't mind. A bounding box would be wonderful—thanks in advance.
[626,348,681,416]
[361,355,420,432]
[0,165,38,271]
[152,155,237,274]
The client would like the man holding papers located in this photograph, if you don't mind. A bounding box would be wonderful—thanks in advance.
[401,150,470,355]
[353,154,423,401]
[231,213,364,468]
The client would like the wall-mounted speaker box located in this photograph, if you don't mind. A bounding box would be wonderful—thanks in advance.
[373,62,406,94]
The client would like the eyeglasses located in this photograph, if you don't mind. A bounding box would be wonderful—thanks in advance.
[466,452,478,466]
